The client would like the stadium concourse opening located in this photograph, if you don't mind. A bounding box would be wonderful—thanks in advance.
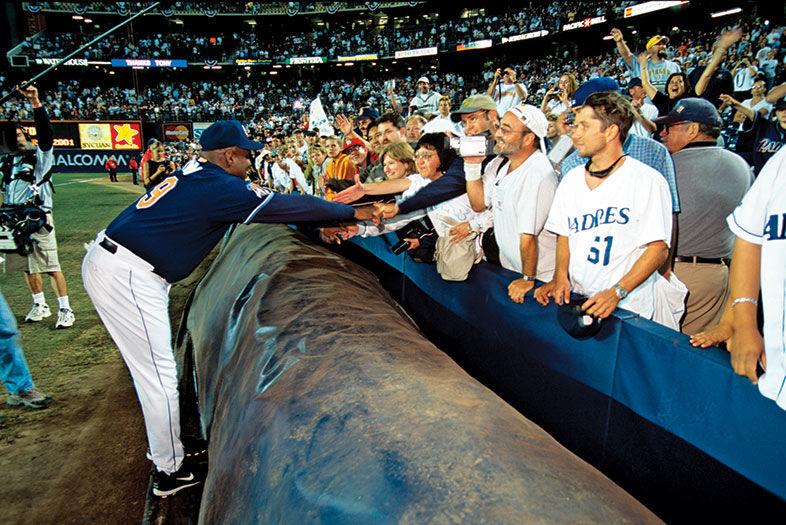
[1,0,785,523]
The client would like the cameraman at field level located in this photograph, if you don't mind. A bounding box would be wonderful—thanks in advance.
[0,86,74,329]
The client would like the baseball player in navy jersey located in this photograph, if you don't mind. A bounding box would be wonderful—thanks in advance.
[82,120,371,497]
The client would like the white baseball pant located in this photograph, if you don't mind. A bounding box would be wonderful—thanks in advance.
[82,230,184,474]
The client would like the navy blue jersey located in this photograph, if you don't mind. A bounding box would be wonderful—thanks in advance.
[106,158,355,282]
[397,156,496,215]
[735,113,786,175]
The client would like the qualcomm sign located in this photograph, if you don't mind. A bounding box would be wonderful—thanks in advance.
[54,150,137,173]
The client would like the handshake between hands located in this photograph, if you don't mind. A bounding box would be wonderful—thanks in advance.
[320,202,399,244]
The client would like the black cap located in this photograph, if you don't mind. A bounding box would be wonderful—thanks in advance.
[557,297,603,339]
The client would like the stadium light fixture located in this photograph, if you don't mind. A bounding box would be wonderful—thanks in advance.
[72,15,83,20]
[710,7,742,18]
[270,71,278,75]
[85,18,93,23]
[672,26,679,31]
[603,35,614,40]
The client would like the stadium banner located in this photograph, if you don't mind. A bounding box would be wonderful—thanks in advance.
[19,121,81,148]
[78,123,112,149]
[394,46,438,59]
[77,122,143,150]
[562,15,607,31]
[111,123,143,149]
[501,30,550,44]
[110,58,188,68]
[52,149,140,173]
[286,56,326,65]
[33,57,88,67]
[235,59,273,65]
[456,39,493,52]
[193,122,212,143]
[624,1,688,18]
[336,53,378,62]
[163,122,192,142]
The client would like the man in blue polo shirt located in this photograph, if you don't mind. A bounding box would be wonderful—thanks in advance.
[82,120,365,497]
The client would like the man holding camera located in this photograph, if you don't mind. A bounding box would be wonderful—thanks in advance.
[487,66,528,117]
[463,104,558,303]
[372,94,499,220]
[1,86,74,329]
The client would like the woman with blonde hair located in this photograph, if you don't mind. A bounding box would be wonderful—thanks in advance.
[541,73,578,116]
[332,141,417,204]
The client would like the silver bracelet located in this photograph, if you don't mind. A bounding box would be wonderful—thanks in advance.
[731,297,758,309]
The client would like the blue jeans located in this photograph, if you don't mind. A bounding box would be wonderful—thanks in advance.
[0,287,34,395]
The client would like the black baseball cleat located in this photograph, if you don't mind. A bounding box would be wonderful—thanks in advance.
[152,463,204,498]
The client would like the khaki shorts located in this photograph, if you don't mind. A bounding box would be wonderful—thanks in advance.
[5,212,62,274]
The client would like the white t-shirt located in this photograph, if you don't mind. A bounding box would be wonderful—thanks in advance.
[545,157,675,322]
[733,65,758,92]
[742,97,773,119]
[493,83,528,116]
[409,91,441,116]
[629,103,659,138]
[485,152,558,281]
[727,146,786,410]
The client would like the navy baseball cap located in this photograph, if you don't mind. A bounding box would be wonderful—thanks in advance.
[571,77,621,107]
[774,97,786,110]
[653,98,722,127]
[199,120,265,151]
[627,77,643,90]
[557,297,603,339]
[357,107,380,120]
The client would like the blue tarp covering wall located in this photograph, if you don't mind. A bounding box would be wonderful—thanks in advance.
[325,231,786,523]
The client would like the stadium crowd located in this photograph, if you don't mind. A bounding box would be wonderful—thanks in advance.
[3,5,785,398]
[22,1,618,63]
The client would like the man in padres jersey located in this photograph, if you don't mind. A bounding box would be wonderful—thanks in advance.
[82,120,369,497]
[726,146,786,410]
[534,91,686,329]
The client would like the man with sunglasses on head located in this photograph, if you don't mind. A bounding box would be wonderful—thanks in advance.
[82,120,374,498]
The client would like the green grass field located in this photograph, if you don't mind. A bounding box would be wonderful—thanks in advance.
[0,172,144,429]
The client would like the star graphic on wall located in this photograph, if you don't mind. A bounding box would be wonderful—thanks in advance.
[113,124,139,145]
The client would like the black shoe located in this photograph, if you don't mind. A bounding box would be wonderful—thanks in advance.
[152,463,204,497]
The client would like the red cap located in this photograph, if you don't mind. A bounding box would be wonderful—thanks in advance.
[342,137,366,153]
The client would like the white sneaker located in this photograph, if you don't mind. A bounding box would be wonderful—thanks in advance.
[25,303,51,322]
[55,308,75,329]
